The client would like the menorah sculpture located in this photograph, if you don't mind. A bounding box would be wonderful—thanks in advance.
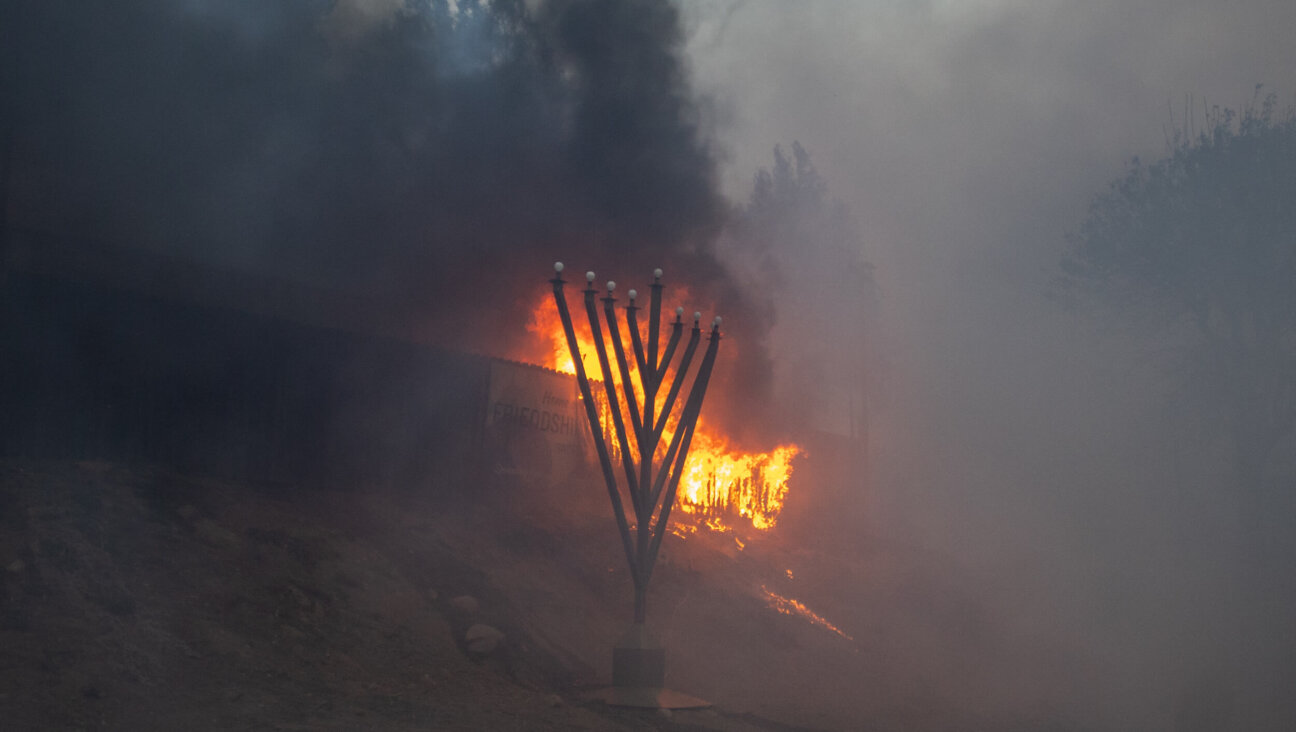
[550,262,720,707]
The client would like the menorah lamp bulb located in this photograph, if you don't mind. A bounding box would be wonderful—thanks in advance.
[628,289,637,301]
[607,281,616,292]
[654,268,663,280]
[586,271,596,282]
[553,261,564,273]
[693,311,702,322]
[713,316,723,327]
[675,306,684,316]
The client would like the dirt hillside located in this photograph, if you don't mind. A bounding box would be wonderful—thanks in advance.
[0,459,1044,730]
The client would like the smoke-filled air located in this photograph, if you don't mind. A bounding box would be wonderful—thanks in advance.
[2,0,1294,729]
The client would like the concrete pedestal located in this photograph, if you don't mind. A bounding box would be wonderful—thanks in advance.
[612,624,665,687]
[599,624,709,710]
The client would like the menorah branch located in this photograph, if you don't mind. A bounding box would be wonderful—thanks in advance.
[582,284,642,506]
[603,292,644,440]
[550,271,638,580]
[648,322,721,578]
[653,316,702,440]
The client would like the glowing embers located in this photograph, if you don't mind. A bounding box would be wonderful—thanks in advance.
[760,585,854,641]
[524,294,801,533]
[667,522,698,540]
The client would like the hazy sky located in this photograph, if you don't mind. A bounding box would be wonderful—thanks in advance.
[684,0,1295,289]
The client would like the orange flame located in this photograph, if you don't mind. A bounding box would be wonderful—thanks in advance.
[676,431,800,531]
[524,292,800,533]
[761,585,854,641]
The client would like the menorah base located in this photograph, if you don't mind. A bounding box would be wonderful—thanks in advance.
[613,623,665,687]
[599,624,709,709]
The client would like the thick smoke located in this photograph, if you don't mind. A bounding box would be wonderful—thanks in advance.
[1,0,773,415]
[678,3,1296,728]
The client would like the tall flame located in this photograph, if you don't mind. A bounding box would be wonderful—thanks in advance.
[524,294,800,533]
[676,432,799,531]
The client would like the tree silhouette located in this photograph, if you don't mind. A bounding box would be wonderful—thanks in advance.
[728,142,877,443]
[1060,90,1296,526]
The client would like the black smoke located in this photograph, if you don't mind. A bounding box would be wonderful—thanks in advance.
[1,0,771,387]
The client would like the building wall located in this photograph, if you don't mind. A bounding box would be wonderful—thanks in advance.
[0,267,492,492]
